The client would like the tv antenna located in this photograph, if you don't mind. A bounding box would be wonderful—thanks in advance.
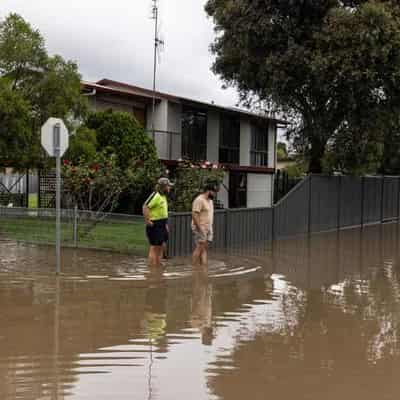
[150,0,165,139]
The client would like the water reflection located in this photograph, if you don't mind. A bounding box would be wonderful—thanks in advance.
[0,223,400,399]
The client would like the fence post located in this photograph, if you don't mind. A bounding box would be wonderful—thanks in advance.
[381,175,385,223]
[38,170,41,209]
[337,175,342,231]
[397,177,400,222]
[271,205,276,241]
[25,169,30,208]
[73,205,78,247]
[308,174,312,234]
[224,209,229,250]
[361,176,365,228]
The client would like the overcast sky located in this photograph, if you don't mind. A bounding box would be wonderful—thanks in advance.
[1,0,240,107]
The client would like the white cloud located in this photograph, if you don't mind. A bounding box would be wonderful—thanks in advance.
[0,0,239,106]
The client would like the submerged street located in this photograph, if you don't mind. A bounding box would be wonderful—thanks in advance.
[0,223,399,399]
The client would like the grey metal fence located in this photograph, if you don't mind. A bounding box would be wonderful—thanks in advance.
[168,174,400,257]
[2,175,400,257]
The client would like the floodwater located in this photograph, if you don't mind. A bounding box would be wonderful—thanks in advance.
[1,223,400,399]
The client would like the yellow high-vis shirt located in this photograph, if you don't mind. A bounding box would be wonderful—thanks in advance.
[144,192,168,221]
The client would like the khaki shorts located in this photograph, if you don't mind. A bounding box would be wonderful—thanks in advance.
[193,229,213,244]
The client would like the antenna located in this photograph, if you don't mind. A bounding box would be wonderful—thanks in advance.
[150,0,165,139]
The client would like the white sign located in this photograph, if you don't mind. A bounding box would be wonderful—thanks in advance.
[41,117,69,157]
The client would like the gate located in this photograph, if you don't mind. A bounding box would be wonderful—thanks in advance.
[0,170,29,207]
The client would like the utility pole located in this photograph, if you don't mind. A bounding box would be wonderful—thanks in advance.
[151,0,164,141]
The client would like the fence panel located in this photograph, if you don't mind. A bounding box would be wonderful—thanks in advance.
[274,177,310,239]
[363,177,383,225]
[213,210,228,250]
[339,176,363,228]
[0,172,29,207]
[310,176,340,233]
[382,177,399,221]
[227,208,273,247]
[168,213,192,257]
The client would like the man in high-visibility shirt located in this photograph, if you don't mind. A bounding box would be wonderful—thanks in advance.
[143,178,173,267]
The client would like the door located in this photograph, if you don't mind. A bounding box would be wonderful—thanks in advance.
[229,172,247,208]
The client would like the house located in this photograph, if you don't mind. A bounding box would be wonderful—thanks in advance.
[82,79,285,208]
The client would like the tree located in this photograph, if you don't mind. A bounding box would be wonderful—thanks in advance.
[0,81,33,168]
[66,126,97,164]
[277,142,288,162]
[0,13,85,168]
[85,110,162,213]
[205,0,400,173]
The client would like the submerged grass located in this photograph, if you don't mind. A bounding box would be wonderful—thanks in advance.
[0,217,148,254]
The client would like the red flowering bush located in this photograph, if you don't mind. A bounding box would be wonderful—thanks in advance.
[171,159,225,212]
[62,153,126,213]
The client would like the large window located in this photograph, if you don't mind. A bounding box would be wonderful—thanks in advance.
[182,107,207,161]
[219,115,240,164]
[250,123,269,166]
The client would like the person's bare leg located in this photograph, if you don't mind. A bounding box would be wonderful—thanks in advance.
[155,245,163,267]
[148,245,162,267]
[148,246,156,267]
[192,243,202,266]
[157,246,164,266]
[200,242,208,266]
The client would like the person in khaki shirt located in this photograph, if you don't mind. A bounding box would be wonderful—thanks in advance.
[192,183,218,267]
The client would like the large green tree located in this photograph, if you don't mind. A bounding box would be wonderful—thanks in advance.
[206,0,400,173]
[0,81,32,168]
[0,13,85,167]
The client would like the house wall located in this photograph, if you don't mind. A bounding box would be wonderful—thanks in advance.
[247,173,273,208]
[207,110,220,163]
[146,100,169,159]
[240,118,251,166]
[218,172,230,208]
[88,95,147,125]
[268,121,277,169]
[167,101,182,160]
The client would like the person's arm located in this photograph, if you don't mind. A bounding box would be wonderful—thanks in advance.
[143,192,158,226]
[143,205,153,226]
[192,210,202,232]
[192,197,204,233]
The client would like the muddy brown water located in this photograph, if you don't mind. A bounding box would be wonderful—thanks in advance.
[1,223,400,399]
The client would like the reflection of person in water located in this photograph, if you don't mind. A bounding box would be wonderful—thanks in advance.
[191,270,213,345]
[143,285,168,348]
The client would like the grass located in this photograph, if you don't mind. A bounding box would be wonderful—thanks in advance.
[28,194,38,208]
[0,217,148,254]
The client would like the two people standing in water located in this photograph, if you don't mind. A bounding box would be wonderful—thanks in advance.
[143,178,218,269]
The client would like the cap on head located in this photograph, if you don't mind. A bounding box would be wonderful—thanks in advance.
[158,177,174,187]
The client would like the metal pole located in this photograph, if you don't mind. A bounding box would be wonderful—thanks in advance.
[73,204,78,247]
[151,0,158,142]
[53,276,60,400]
[361,176,365,228]
[54,124,61,275]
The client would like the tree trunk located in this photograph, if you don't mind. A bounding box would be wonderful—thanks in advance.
[308,139,325,174]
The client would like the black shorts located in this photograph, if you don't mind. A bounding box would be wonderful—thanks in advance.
[146,219,168,246]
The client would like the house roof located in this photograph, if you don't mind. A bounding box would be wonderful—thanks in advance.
[81,80,162,104]
[82,78,287,125]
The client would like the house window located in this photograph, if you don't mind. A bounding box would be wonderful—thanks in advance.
[182,107,207,161]
[250,123,269,166]
[219,115,240,164]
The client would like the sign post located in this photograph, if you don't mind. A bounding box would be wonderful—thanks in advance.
[41,118,69,275]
